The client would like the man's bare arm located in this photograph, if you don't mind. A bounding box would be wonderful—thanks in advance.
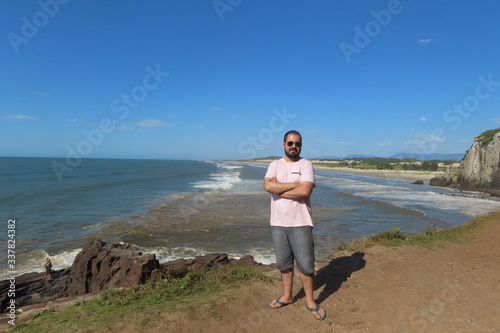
[264,177,299,195]
[264,178,314,199]
[279,181,315,200]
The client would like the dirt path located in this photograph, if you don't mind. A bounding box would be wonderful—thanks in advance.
[114,212,500,333]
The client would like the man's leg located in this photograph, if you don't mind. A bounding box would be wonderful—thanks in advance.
[299,272,325,319]
[291,227,326,320]
[269,268,294,308]
[299,272,315,306]
[270,227,294,308]
[280,268,294,301]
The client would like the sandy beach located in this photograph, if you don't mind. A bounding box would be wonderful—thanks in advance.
[314,165,442,182]
[245,159,444,182]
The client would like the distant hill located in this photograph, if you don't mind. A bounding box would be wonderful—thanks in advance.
[389,153,464,161]
[345,154,377,159]
[313,153,464,161]
[314,155,344,160]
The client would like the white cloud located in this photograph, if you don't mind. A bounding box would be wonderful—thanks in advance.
[67,118,83,122]
[338,141,356,146]
[405,132,445,146]
[416,132,445,142]
[493,117,500,124]
[420,117,427,122]
[377,141,396,146]
[209,107,224,112]
[3,115,38,120]
[138,128,158,133]
[130,119,175,128]
[417,38,432,44]
[116,125,133,131]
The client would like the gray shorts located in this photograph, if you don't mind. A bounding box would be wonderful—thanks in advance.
[271,226,315,275]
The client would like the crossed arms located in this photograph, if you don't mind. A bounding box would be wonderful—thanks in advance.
[264,177,314,200]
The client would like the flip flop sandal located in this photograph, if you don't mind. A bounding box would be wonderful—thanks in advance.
[307,304,326,321]
[268,297,290,309]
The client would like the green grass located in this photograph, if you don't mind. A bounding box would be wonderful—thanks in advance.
[338,210,500,251]
[9,265,272,333]
[477,128,500,146]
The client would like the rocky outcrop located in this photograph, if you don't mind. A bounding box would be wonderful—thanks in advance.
[1,240,263,312]
[161,253,261,278]
[0,269,70,315]
[456,130,500,196]
[429,165,455,187]
[66,240,162,296]
[162,253,230,278]
[430,129,500,196]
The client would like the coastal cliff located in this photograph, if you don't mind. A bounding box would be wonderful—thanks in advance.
[457,129,500,196]
[431,129,500,196]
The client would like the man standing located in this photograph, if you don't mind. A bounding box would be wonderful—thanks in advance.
[264,130,326,321]
[45,258,53,280]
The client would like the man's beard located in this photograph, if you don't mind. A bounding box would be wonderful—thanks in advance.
[285,148,300,159]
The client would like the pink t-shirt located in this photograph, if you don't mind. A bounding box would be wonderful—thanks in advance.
[264,158,315,227]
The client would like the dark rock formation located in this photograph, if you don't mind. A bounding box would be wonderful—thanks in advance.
[0,269,70,315]
[429,165,455,187]
[411,180,424,185]
[161,253,229,278]
[231,254,260,267]
[1,240,264,312]
[66,240,161,296]
[429,176,453,187]
[161,253,261,278]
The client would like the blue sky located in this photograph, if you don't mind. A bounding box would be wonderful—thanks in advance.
[1,0,499,161]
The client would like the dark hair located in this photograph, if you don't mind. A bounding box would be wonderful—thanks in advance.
[283,130,302,143]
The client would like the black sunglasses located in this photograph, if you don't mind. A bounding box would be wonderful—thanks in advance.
[286,141,302,147]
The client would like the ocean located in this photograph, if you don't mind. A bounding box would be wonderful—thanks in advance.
[2,157,500,280]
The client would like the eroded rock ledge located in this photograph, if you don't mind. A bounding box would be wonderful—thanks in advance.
[0,240,262,313]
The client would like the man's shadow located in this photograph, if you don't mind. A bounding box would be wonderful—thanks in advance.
[294,252,366,304]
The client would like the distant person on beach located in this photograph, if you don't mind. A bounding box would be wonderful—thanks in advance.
[263,130,326,321]
[45,258,53,280]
